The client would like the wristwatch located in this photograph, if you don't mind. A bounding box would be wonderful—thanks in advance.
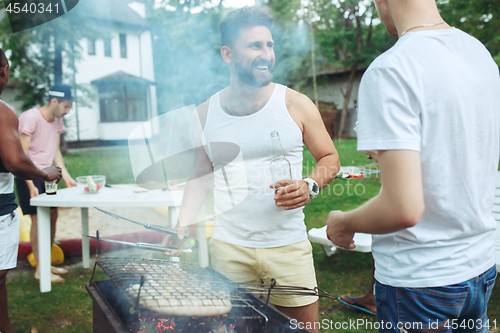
[303,178,319,200]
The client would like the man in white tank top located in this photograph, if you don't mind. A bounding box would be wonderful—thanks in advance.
[326,0,500,331]
[0,50,62,333]
[165,7,340,332]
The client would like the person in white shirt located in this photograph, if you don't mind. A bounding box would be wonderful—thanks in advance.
[326,0,500,331]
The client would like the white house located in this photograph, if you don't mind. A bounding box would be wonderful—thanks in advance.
[0,0,157,145]
[62,0,157,145]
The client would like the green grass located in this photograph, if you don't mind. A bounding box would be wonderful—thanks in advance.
[59,147,136,188]
[6,141,500,332]
[304,140,381,332]
[7,268,107,333]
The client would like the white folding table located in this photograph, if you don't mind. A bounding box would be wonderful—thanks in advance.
[30,184,209,292]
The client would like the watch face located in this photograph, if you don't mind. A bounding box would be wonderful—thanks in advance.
[312,183,319,193]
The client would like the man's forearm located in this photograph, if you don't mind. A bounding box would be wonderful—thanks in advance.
[53,149,70,178]
[178,173,213,227]
[339,194,419,234]
[6,155,48,181]
[308,154,340,190]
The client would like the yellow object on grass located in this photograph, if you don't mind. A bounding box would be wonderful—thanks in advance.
[27,244,64,267]
[18,208,31,242]
[18,208,65,266]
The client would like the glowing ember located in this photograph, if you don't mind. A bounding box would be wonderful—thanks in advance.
[132,315,249,333]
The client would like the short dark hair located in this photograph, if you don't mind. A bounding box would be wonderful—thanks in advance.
[220,6,273,47]
[0,49,8,67]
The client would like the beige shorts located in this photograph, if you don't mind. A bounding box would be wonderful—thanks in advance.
[209,238,318,307]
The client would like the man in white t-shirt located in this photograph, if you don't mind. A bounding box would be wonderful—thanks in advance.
[326,0,500,331]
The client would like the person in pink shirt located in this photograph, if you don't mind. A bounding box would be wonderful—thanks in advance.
[15,84,77,283]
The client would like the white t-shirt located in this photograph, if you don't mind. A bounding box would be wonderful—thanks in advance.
[357,28,500,288]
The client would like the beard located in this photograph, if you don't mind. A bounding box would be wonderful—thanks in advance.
[234,58,274,88]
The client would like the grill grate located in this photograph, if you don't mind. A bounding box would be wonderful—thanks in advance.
[97,257,268,320]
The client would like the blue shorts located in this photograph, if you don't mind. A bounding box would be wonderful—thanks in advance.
[375,266,497,333]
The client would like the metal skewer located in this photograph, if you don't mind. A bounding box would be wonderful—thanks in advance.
[94,207,193,239]
[83,234,198,253]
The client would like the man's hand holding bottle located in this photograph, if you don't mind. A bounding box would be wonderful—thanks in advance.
[270,180,310,210]
[43,166,62,182]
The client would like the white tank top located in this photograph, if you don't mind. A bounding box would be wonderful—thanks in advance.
[203,84,306,247]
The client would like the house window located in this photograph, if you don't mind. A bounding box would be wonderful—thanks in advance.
[104,38,112,57]
[87,38,96,56]
[99,84,149,122]
[119,34,127,59]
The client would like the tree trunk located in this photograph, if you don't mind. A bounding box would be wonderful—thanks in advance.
[59,133,69,155]
[337,62,358,139]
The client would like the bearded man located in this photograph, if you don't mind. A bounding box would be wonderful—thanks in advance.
[166,7,340,332]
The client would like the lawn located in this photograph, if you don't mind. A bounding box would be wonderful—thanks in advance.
[7,140,500,332]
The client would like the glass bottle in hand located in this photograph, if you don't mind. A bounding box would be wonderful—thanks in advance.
[270,131,292,203]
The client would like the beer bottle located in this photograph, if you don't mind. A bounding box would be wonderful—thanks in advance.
[270,131,292,193]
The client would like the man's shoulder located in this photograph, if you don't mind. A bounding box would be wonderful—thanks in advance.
[284,87,316,112]
[0,100,17,116]
[19,107,39,119]
[365,47,401,74]
[0,101,17,118]
[0,101,19,130]
[284,86,310,103]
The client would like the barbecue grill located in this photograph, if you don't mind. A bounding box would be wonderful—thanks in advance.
[85,210,336,332]
[87,257,312,333]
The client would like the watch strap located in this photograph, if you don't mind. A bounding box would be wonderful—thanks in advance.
[303,178,319,199]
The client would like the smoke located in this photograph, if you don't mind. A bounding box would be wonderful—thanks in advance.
[2,0,314,224]
[128,104,250,226]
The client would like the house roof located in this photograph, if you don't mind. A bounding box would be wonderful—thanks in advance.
[308,64,367,77]
[91,71,154,85]
[76,0,149,29]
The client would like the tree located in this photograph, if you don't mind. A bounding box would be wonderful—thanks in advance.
[0,4,99,109]
[0,3,101,152]
[146,0,228,113]
[264,0,395,139]
[313,0,395,138]
[266,0,311,86]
